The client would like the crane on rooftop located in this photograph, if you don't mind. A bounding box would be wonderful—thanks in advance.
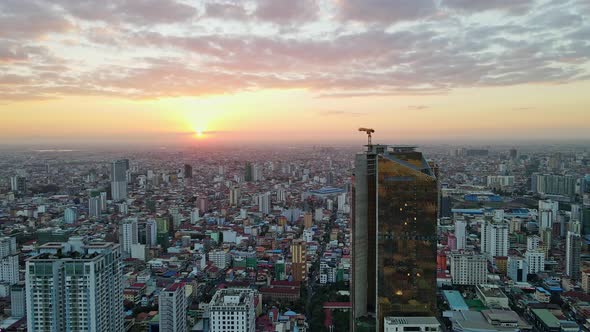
[358,128,375,145]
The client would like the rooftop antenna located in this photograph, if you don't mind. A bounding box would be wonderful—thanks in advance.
[358,128,375,145]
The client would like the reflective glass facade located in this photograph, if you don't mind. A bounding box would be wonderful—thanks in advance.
[353,146,438,332]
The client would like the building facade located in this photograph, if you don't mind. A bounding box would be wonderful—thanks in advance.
[25,242,123,332]
[209,288,256,332]
[352,145,438,331]
[159,282,187,332]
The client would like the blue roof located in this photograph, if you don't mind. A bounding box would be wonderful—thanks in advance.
[308,187,345,195]
[452,208,484,214]
[443,290,469,311]
[536,287,550,295]
[464,194,503,202]
[162,271,177,278]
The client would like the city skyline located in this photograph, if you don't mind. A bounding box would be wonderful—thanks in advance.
[1,0,590,146]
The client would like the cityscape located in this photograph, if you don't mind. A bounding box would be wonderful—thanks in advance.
[1,0,590,331]
[1,140,590,331]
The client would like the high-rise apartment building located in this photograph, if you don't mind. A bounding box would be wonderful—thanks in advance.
[507,257,528,282]
[449,253,488,286]
[159,282,187,332]
[455,218,467,250]
[10,175,27,194]
[244,162,253,182]
[352,145,438,331]
[190,208,200,224]
[291,239,307,282]
[146,218,157,246]
[209,288,256,332]
[304,212,313,229]
[258,192,271,214]
[525,249,545,276]
[88,193,101,218]
[538,199,558,233]
[25,242,123,332]
[566,231,581,280]
[111,159,129,201]
[10,283,26,318]
[64,207,78,224]
[183,164,193,178]
[480,221,509,260]
[0,237,19,285]
[121,217,139,257]
[230,186,241,206]
[209,250,230,269]
[531,174,577,197]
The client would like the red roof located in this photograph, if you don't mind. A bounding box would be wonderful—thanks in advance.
[323,302,351,308]
[259,287,299,294]
[166,282,185,292]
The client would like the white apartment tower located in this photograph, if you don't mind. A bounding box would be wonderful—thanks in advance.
[209,250,231,269]
[230,186,241,206]
[258,192,271,214]
[159,282,187,332]
[121,217,139,257]
[481,221,509,259]
[0,237,19,285]
[209,288,256,332]
[538,199,558,233]
[525,249,545,275]
[455,218,467,250]
[449,253,488,286]
[146,218,157,247]
[527,235,541,251]
[25,242,123,332]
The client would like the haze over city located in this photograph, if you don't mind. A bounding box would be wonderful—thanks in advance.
[1,0,590,146]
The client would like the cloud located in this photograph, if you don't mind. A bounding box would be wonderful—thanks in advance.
[55,0,198,25]
[0,0,72,39]
[317,110,366,117]
[441,0,533,14]
[408,105,430,110]
[205,2,249,20]
[254,0,320,23]
[1,0,590,101]
[338,0,437,23]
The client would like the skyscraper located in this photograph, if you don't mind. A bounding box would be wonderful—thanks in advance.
[480,221,509,260]
[244,162,253,182]
[183,163,193,178]
[230,186,241,206]
[10,175,27,194]
[159,282,187,332]
[455,218,467,250]
[111,159,129,201]
[25,242,123,332]
[0,237,19,285]
[291,239,307,282]
[145,218,158,246]
[88,192,101,218]
[258,192,271,214]
[121,217,139,257]
[352,145,438,331]
[566,231,581,280]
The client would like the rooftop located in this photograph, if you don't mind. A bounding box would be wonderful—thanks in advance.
[384,316,439,326]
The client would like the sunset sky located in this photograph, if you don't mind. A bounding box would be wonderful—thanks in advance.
[1,0,590,146]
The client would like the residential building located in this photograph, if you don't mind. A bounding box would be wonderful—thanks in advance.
[159,282,187,332]
[25,242,123,332]
[209,288,256,332]
[449,253,488,286]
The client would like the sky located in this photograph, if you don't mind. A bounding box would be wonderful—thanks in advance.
[1,0,590,146]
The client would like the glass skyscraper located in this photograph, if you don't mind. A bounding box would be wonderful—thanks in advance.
[352,145,438,331]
